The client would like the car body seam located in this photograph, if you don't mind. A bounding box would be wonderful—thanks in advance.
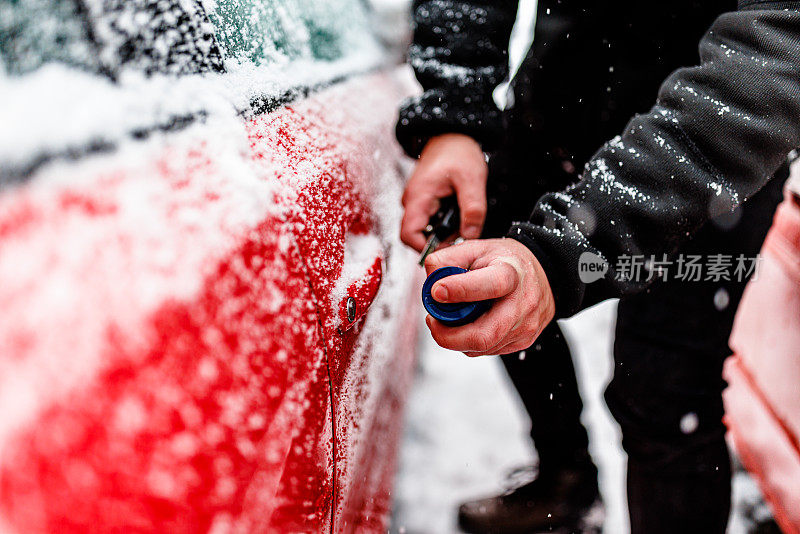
[291,236,339,534]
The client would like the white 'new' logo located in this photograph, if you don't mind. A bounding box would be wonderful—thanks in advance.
[578,252,608,284]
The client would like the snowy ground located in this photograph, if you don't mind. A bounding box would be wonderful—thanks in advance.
[391,301,775,533]
[390,301,626,533]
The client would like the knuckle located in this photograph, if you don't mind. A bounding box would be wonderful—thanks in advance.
[400,228,415,245]
[401,185,411,204]
[431,331,443,347]
[501,265,518,292]
[400,209,413,226]
[401,181,421,205]
[473,326,500,353]
[467,330,489,353]
[437,163,458,177]
[428,325,446,347]
[522,322,540,343]
[425,253,442,270]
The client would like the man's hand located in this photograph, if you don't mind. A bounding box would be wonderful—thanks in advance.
[401,133,488,251]
[424,238,556,356]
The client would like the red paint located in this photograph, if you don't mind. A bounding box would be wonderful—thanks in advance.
[58,192,118,216]
[338,258,383,333]
[1,220,333,533]
[724,193,800,533]
[0,71,418,532]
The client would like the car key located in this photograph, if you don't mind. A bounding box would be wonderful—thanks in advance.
[418,195,460,266]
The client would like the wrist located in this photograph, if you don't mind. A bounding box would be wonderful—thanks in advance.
[422,133,483,155]
[507,227,569,319]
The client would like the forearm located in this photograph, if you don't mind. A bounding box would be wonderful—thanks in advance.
[396,0,518,157]
[510,4,800,317]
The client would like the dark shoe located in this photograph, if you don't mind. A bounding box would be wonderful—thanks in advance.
[457,462,603,534]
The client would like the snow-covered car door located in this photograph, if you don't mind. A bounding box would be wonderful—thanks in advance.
[228,3,421,530]
[265,84,420,531]
[0,1,338,531]
[0,0,414,532]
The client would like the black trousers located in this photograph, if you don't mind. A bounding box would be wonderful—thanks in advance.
[483,150,785,533]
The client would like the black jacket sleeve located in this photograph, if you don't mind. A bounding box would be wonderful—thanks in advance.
[509,3,800,318]
[395,0,519,157]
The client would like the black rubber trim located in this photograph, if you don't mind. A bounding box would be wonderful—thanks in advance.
[0,111,203,186]
[0,68,375,186]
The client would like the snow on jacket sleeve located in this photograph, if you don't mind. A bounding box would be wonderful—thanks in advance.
[395,0,519,158]
[509,3,800,318]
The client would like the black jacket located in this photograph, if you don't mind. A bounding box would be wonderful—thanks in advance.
[397,0,800,318]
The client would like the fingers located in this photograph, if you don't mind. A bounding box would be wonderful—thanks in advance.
[400,133,487,250]
[473,327,543,358]
[430,261,518,303]
[400,190,440,252]
[424,240,490,275]
[421,236,557,358]
[453,173,487,240]
[425,300,518,353]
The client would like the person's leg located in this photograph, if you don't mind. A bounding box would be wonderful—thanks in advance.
[457,152,600,534]
[499,323,591,472]
[482,148,591,474]
[458,323,600,534]
[610,315,733,534]
[481,144,592,472]
[607,171,785,534]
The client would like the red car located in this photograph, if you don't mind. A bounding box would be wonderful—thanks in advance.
[723,180,800,534]
[0,0,418,532]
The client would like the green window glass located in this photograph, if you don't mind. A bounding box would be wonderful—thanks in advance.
[0,0,223,77]
[207,0,373,67]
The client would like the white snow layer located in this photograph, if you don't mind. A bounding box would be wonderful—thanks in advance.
[392,301,774,533]
[391,301,628,533]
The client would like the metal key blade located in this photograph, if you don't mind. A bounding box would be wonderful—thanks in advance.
[419,235,441,266]
[418,195,460,266]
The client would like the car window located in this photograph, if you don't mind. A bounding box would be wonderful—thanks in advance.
[0,0,223,77]
[93,0,223,76]
[207,0,373,67]
[0,0,97,76]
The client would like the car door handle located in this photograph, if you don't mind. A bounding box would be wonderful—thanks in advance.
[335,232,384,334]
[337,255,382,334]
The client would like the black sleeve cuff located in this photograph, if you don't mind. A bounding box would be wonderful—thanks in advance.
[507,223,585,319]
[396,91,505,159]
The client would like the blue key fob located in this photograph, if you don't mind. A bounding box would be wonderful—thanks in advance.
[422,266,491,326]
